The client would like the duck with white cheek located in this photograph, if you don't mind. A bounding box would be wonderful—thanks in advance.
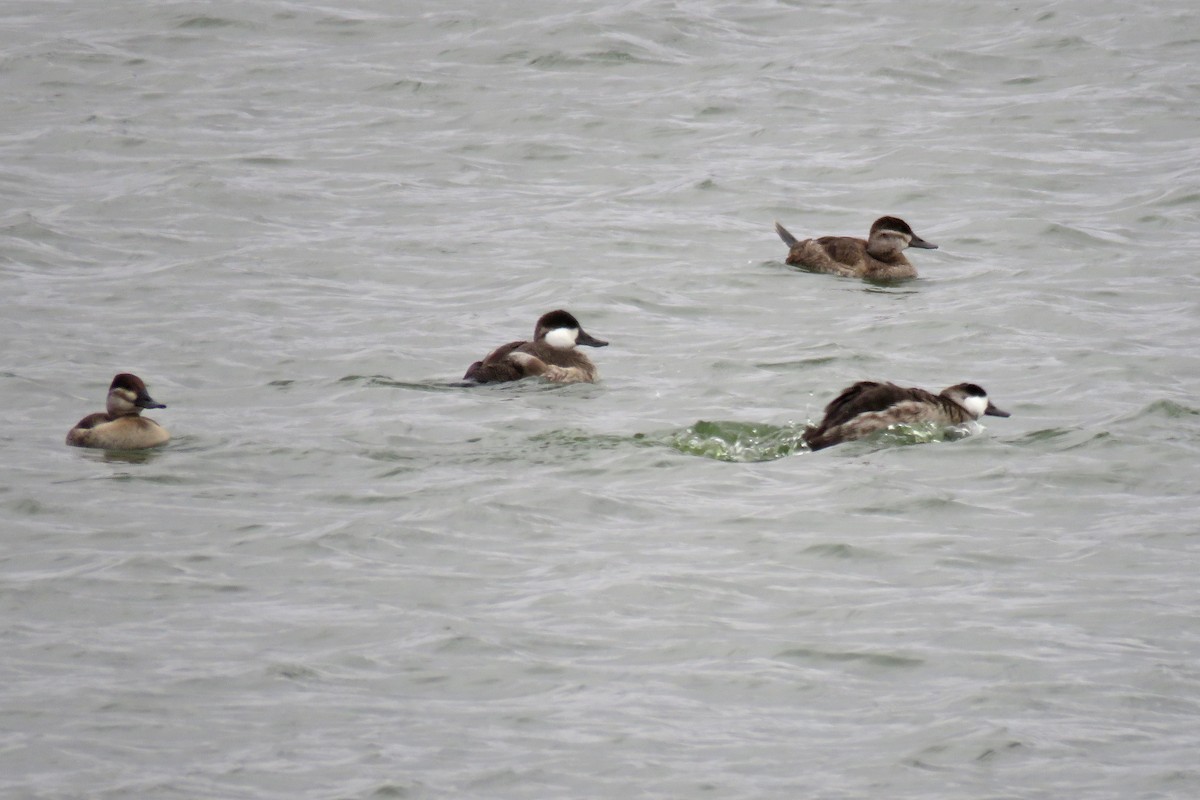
[463,310,608,384]
[804,380,1010,451]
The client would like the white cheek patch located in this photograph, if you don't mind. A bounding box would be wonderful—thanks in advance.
[961,395,989,418]
[543,327,578,350]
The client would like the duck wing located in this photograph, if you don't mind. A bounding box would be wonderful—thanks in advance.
[816,381,921,428]
[463,340,529,383]
[813,236,868,267]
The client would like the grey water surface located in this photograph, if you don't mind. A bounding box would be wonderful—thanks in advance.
[3,1,1200,798]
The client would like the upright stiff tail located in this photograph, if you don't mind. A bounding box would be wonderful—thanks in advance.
[774,221,800,248]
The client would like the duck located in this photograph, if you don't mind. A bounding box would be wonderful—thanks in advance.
[66,373,170,450]
[774,216,938,281]
[803,380,1010,451]
[463,309,608,384]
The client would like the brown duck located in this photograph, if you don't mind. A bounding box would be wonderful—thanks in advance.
[804,380,1010,451]
[463,310,608,384]
[775,216,937,281]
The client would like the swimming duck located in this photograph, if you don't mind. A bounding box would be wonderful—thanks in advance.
[775,216,938,281]
[803,380,1009,451]
[463,309,608,384]
[66,373,170,450]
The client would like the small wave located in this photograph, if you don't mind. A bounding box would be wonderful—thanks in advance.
[1015,427,1113,451]
[645,420,810,463]
[1130,398,1200,419]
[870,420,980,448]
[645,419,988,462]
[800,542,888,561]
[339,375,495,392]
[776,645,924,669]
[175,16,240,30]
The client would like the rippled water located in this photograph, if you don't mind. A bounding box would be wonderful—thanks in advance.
[4,1,1200,798]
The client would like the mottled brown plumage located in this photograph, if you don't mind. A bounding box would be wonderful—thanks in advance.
[463,310,607,384]
[775,216,937,281]
[804,381,1010,451]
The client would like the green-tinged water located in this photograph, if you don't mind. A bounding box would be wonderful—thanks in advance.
[653,419,813,461]
[3,1,1200,799]
[651,419,981,462]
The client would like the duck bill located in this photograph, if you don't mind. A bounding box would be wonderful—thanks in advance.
[984,402,1010,418]
[576,330,608,348]
[908,235,938,250]
[137,395,166,410]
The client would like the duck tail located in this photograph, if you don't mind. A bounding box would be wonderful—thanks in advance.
[774,221,800,248]
[801,424,830,451]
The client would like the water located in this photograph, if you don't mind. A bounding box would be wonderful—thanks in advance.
[3,1,1200,797]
